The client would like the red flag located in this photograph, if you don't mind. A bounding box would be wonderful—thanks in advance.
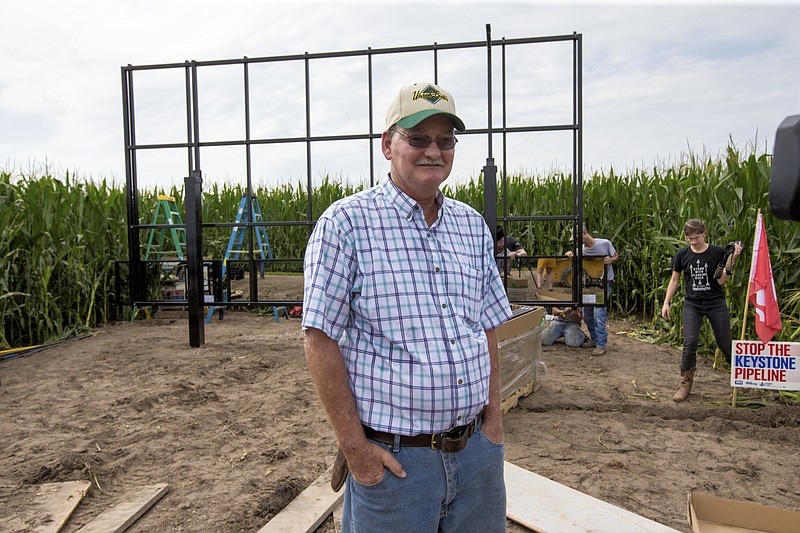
[748,214,782,344]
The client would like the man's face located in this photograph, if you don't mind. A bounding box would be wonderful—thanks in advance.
[381,114,456,199]
[495,237,505,253]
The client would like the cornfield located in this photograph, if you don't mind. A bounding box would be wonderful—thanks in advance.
[0,171,127,349]
[2,143,798,352]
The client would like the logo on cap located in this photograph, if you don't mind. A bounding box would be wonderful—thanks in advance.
[414,85,449,105]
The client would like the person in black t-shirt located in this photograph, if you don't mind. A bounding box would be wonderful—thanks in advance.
[661,219,742,402]
[495,225,528,275]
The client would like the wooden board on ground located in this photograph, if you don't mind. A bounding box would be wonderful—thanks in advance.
[0,480,91,533]
[505,462,681,533]
[332,501,343,533]
[155,306,187,319]
[257,466,344,533]
[75,483,169,533]
[501,381,538,413]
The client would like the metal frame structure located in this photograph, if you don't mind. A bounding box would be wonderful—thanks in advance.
[121,25,586,347]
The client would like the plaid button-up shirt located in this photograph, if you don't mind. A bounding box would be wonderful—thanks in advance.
[302,176,511,436]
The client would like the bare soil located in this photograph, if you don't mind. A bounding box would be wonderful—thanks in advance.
[1,274,798,533]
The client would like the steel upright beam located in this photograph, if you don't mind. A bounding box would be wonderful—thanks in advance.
[121,67,146,305]
[184,172,205,347]
[483,24,498,239]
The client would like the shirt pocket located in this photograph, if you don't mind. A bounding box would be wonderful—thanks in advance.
[443,262,484,326]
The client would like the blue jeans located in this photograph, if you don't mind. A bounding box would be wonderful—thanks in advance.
[541,320,586,347]
[340,423,506,533]
[584,283,611,348]
[681,297,732,371]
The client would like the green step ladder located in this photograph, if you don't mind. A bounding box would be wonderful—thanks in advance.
[132,195,187,320]
[145,195,186,262]
[205,195,287,323]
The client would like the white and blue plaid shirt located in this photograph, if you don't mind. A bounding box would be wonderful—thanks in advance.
[302,176,511,436]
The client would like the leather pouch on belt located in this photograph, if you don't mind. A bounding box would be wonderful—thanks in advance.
[330,447,349,492]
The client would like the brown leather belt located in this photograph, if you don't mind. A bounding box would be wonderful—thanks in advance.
[363,414,482,453]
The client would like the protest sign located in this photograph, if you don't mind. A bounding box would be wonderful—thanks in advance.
[731,340,800,390]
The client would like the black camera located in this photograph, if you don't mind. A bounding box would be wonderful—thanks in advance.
[713,241,741,279]
[769,115,800,221]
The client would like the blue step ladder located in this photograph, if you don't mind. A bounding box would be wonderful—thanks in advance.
[132,195,186,320]
[206,195,287,323]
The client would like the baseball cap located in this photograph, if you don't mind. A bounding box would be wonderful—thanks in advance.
[385,82,466,132]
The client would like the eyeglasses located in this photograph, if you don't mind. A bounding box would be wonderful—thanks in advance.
[391,128,458,150]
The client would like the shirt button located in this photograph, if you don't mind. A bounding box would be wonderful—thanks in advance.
[442,303,447,309]
[450,339,455,345]
[414,205,420,211]
[435,267,440,272]
[458,379,463,385]
[427,233,431,238]
[457,416,462,421]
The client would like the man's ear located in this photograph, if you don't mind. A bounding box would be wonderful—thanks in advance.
[381,131,393,160]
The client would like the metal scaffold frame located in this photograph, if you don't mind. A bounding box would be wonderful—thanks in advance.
[121,25,584,347]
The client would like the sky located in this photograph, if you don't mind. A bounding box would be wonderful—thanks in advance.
[1,0,798,191]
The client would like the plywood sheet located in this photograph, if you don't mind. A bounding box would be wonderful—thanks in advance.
[257,466,344,533]
[75,483,169,533]
[505,462,680,533]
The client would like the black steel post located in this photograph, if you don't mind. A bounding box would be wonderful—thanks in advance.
[304,53,313,238]
[573,33,584,305]
[114,260,121,319]
[121,67,145,306]
[185,171,205,347]
[483,24,497,239]
[212,259,224,320]
[368,49,375,188]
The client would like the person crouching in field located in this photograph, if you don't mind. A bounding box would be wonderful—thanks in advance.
[541,307,586,347]
[661,219,742,402]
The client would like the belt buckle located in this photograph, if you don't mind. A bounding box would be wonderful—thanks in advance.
[431,421,472,452]
[448,423,469,440]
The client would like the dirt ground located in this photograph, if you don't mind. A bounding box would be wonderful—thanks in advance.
[1,274,799,533]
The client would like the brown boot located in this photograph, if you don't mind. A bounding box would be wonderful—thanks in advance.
[672,367,696,402]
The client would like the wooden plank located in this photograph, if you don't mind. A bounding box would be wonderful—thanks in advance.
[332,501,343,533]
[0,480,91,533]
[505,462,681,533]
[75,483,169,533]
[501,380,537,413]
[257,466,344,533]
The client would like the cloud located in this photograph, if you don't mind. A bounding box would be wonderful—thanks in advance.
[0,1,797,188]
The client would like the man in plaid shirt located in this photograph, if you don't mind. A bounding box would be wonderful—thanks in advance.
[302,82,511,532]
